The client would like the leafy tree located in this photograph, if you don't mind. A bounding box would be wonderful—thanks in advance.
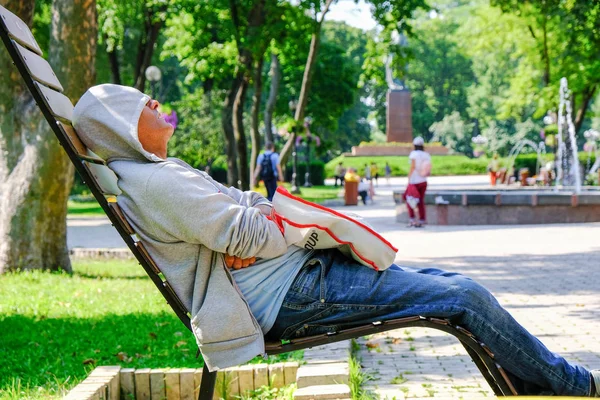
[405,19,474,140]
[97,0,179,90]
[491,0,600,133]
[430,111,474,156]
[279,0,429,164]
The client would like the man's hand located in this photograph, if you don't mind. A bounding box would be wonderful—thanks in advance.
[225,254,256,270]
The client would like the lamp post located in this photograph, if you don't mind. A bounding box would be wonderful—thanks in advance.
[145,65,162,99]
[289,100,301,194]
[303,117,313,187]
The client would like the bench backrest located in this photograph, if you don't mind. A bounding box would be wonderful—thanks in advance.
[0,4,191,330]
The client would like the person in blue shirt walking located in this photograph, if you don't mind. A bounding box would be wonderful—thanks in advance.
[254,141,284,201]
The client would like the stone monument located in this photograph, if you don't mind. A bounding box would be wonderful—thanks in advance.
[385,54,413,143]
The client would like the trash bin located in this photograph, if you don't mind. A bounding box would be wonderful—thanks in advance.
[344,180,358,206]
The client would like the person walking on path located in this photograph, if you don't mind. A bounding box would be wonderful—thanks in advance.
[385,162,392,185]
[405,137,431,227]
[255,142,284,201]
[334,162,345,187]
[72,84,600,395]
[371,162,379,186]
[364,163,372,181]
[488,153,501,186]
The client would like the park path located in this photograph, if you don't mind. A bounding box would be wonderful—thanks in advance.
[325,190,600,400]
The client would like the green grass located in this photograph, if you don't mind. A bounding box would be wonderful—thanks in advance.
[348,339,378,400]
[254,182,342,203]
[67,200,104,217]
[325,155,490,178]
[68,184,342,217]
[0,259,302,399]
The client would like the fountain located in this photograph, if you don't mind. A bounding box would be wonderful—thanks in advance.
[506,139,547,179]
[556,77,582,192]
[584,129,600,177]
[393,77,600,225]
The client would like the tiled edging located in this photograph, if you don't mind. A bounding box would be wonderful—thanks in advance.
[70,248,133,259]
[65,362,298,400]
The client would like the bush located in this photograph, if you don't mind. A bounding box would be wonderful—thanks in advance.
[325,155,489,177]
[209,167,228,184]
[71,171,91,196]
[284,161,325,186]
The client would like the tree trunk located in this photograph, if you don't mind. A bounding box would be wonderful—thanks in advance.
[574,86,596,134]
[133,8,164,91]
[279,0,333,165]
[105,34,121,84]
[0,0,96,273]
[280,26,323,165]
[541,18,550,86]
[250,55,265,188]
[222,75,242,187]
[233,77,250,191]
[264,53,280,144]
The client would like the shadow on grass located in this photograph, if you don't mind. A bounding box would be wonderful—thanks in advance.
[72,271,149,280]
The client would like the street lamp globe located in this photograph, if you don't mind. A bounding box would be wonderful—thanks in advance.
[145,65,162,99]
[145,65,162,82]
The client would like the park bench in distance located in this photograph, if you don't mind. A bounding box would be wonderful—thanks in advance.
[0,5,518,399]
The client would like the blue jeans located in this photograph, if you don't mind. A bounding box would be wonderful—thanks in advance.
[264,178,278,201]
[267,249,592,396]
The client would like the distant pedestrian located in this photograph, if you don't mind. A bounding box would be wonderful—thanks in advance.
[488,153,501,186]
[371,162,379,186]
[364,163,371,181]
[254,142,284,201]
[334,162,345,187]
[384,162,392,185]
[358,179,370,205]
[404,137,431,227]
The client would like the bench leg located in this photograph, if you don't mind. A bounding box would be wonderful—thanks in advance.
[198,364,217,400]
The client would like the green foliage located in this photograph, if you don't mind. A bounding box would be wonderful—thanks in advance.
[284,161,326,186]
[405,19,474,140]
[239,383,296,400]
[0,259,303,399]
[32,0,52,55]
[348,339,377,400]
[430,112,474,157]
[167,88,226,170]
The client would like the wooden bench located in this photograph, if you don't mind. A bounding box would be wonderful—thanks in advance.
[0,5,518,399]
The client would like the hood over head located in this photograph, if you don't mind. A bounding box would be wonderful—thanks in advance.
[73,84,162,163]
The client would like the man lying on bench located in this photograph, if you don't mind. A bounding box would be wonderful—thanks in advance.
[72,84,600,397]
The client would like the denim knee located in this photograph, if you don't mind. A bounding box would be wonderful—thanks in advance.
[448,278,498,314]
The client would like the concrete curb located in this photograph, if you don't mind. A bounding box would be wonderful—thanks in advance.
[70,247,132,259]
[293,341,352,400]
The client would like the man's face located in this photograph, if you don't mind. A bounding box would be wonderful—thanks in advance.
[137,99,175,154]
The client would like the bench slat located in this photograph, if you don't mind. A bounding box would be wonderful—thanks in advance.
[57,122,106,165]
[108,202,135,236]
[163,281,191,318]
[13,41,63,92]
[135,242,162,275]
[0,5,42,55]
[35,82,73,122]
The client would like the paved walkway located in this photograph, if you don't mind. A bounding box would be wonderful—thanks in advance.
[67,175,600,399]
[327,193,600,399]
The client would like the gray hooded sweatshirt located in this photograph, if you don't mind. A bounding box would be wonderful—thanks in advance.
[72,84,289,371]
